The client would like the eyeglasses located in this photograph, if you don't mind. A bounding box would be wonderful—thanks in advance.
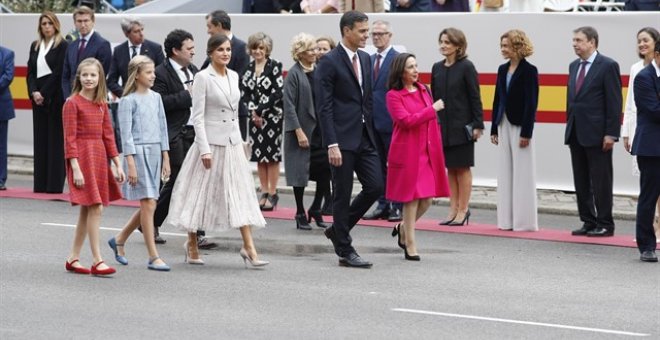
[371,32,390,37]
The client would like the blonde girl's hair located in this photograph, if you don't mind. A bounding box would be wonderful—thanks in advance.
[35,11,64,51]
[71,58,108,104]
[122,55,155,97]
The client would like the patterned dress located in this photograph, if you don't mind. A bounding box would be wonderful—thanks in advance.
[241,58,284,162]
[62,94,122,206]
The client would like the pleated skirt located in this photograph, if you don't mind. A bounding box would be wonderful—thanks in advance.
[122,143,162,200]
[164,142,266,232]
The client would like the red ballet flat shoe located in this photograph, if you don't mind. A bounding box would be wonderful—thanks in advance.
[90,261,116,276]
[65,259,91,275]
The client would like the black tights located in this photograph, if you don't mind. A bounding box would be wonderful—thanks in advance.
[310,180,330,212]
[293,186,305,214]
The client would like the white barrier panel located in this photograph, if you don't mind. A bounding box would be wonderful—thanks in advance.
[2,12,658,195]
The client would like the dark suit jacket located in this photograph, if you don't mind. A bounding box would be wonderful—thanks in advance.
[315,45,375,151]
[371,47,398,133]
[153,58,199,143]
[631,63,660,157]
[61,31,112,99]
[491,58,539,138]
[243,0,300,12]
[564,52,622,147]
[27,40,68,105]
[0,46,15,121]
[390,0,431,12]
[107,39,165,97]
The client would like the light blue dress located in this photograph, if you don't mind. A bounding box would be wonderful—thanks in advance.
[117,90,169,200]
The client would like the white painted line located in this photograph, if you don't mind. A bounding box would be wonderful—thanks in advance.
[40,222,187,237]
[392,308,650,337]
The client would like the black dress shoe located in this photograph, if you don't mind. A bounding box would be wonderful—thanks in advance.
[640,250,658,262]
[154,235,167,244]
[197,237,219,249]
[387,208,403,222]
[0,184,6,190]
[571,227,593,236]
[586,227,614,237]
[339,253,373,268]
[363,208,389,220]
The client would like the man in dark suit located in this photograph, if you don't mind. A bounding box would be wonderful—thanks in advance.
[151,29,216,249]
[631,43,660,262]
[0,45,15,191]
[363,19,402,222]
[565,26,622,238]
[61,6,112,99]
[107,17,165,98]
[316,11,384,268]
[204,10,250,140]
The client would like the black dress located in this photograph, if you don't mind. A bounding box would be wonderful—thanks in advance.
[241,58,284,162]
[431,58,484,168]
[26,39,68,193]
[306,71,330,182]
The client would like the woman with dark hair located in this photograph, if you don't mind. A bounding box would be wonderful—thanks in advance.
[165,34,269,267]
[386,53,450,261]
[27,11,68,193]
[283,33,330,230]
[490,29,539,232]
[622,27,660,239]
[242,32,284,211]
[431,27,484,226]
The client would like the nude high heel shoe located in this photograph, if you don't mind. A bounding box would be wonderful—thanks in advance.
[239,248,269,268]
[183,241,204,265]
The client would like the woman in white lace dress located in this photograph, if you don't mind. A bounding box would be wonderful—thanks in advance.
[165,34,268,267]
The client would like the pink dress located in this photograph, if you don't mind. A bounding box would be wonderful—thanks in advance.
[385,83,450,203]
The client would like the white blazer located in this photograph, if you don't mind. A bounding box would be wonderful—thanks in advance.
[191,66,243,155]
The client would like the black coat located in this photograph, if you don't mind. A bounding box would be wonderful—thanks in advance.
[431,58,484,147]
[27,39,68,104]
[153,59,199,143]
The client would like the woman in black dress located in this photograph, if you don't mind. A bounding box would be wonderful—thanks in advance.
[431,27,484,226]
[27,11,69,193]
[241,32,284,211]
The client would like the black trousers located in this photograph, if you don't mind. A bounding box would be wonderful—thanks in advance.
[154,126,195,228]
[568,142,614,230]
[635,156,660,253]
[372,129,402,211]
[330,128,384,257]
[32,89,65,193]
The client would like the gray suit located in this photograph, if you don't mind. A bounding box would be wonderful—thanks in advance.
[283,62,316,187]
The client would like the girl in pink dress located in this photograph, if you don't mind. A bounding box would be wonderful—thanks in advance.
[63,58,125,276]
[385,53,450,261]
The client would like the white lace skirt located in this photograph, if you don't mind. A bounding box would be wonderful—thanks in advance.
[164,142,266,232]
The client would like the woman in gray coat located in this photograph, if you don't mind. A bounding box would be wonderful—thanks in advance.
[283,33,330,230]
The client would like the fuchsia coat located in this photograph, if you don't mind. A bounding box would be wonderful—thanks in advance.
[385,82,450,202]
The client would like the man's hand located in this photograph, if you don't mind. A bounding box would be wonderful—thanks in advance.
[328,146,342,167]
[602,136,615,152]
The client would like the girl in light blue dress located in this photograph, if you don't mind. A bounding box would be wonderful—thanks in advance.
[108,55,172,271]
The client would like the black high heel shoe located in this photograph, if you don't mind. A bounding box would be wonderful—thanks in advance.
[258,193,269,209]
[295,213,312,230]
[448,210,471,226]
[438,215,456,225]
[262,192,279,211]
[404,247,420,261]
[391,223,406,250]
[307,209,329,228]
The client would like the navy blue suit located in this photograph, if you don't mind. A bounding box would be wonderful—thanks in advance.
[631,62,660,252]
[315,44,383,257]
[370,47,401,213]
[61,31,112,99]
[564,52,622,232]
[0,46,15,187]
[107,39,165,97]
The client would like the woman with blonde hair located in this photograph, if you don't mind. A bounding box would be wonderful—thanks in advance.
[490,29,539,232]
[283,33,331,230]
[27,11,68,193]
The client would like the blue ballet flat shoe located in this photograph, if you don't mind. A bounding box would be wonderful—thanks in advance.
[108,237,128,265]
[147,256,170,271]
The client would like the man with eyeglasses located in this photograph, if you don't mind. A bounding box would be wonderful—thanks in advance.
[363,20,402,222]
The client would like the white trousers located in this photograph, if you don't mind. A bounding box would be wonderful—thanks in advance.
[496,115,538,231]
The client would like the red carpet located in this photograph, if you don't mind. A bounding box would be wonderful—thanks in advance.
[2,187,655,249]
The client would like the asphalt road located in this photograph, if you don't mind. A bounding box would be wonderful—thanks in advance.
[0,175,658,340]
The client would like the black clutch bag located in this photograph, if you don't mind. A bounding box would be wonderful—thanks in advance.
[464,123,474,141]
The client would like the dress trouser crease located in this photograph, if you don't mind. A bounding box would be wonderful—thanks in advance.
[635,156,660,252]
